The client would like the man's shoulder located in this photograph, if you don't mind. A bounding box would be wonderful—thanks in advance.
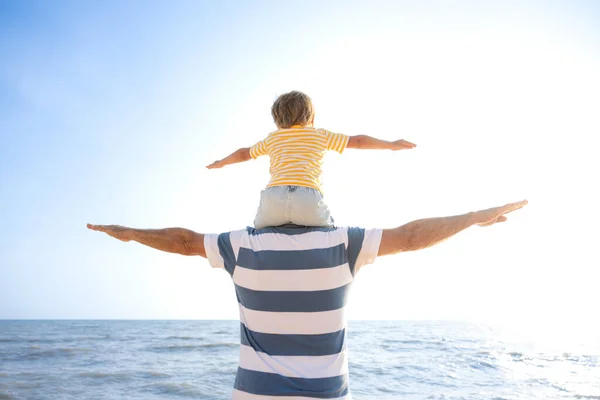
[205,225,381,273]
[205,226,347,245]
[245,224,343,236]
[215,225,374,239]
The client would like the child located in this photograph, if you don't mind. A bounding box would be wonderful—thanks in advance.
[206,90,416,229]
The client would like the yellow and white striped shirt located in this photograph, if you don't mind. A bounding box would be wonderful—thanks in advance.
[250,126,349,192]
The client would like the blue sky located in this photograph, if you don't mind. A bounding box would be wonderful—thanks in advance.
[1,1,599,324]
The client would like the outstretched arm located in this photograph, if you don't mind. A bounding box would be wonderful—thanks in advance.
[378,200,528,256]
[206,147,251,169]
[87,200,527,259]
[86,224,206,258]
[347,135,416,151]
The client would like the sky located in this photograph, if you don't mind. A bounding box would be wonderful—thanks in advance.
[1,0,599,326]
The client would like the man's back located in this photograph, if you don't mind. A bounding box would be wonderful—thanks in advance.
[204,225,382,399]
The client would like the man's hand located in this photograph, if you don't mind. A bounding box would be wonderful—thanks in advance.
[206,160,224,169]
[87,224,132,242]
[379,199,528,256]
[87,224,207,257]
[475,200,529,227]
[391,139,417,150]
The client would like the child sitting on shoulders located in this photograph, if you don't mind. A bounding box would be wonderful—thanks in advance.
[207,90,416,229]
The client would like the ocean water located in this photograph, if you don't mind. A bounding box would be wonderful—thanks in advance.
[0,320,599,400]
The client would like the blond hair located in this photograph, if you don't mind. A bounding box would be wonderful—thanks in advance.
[271,91,315,129]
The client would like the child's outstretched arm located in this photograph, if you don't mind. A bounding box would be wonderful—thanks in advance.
[206,147,251,169]
[347,135,416,151]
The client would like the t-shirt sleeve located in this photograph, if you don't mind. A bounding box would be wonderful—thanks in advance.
[323,129,349,154]
[249,139,268,159]
[347,227,383,276]
[204,230,244,276]
[204,233,224,269]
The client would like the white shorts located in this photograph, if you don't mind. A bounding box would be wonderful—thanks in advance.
[254,186,334,229]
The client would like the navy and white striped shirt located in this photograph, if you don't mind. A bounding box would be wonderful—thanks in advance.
[204,225,383,399]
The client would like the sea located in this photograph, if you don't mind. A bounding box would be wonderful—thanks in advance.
[1,320,599,400]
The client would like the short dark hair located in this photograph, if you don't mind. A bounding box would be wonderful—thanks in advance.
[271,91,315,129]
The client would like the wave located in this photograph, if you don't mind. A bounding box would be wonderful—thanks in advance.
[0,336,114,344]
[385,339,424,345]
[146,342,238,353]
[201,342,238,348]
[0,338,55,344]
[140,371,172,378]
[78,371,133,382]
[141,382,203,397]
[77,370,173,381]
[164,336,200,341]
[470,361,501,371]
[24,347,91,360]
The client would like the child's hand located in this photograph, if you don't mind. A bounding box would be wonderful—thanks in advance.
[391,139,416,150]
[206,160,224,169]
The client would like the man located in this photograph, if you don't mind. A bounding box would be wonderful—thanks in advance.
[88,199,527,399]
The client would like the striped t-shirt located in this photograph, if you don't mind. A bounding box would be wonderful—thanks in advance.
[249,127,349,192]
[204,225,383,399]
